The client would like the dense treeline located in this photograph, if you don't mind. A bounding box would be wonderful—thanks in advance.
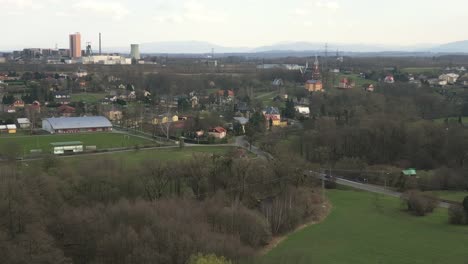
[0,149,325,264]
[263,84,468,191]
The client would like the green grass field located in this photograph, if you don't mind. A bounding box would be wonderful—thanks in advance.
[336,73,376,87]
[256,91,281,107]
[71,93,107,103]
[430,190,468,203]
[70,146,237,165]
[262,189,468,264]
[401,67,441,75]
[433,116,468,125]
[0,133,155,154]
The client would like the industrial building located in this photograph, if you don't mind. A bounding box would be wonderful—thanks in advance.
[130,44,141,60]
[42,116,112,134]
[69,32,82,58]
[80,55,132,65]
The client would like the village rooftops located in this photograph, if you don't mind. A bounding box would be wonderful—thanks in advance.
[264,106,280,115]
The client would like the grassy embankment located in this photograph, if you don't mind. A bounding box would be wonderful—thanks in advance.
[262,189,468,264]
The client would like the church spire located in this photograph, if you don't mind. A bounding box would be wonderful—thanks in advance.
[312,55,321,80]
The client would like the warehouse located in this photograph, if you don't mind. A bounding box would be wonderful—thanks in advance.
[42,116,112,134]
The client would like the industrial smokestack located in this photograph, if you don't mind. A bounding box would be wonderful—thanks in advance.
[130,44,140,60]
[99,33,102,55]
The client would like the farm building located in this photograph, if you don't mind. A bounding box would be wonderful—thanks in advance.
[42,116,113,134]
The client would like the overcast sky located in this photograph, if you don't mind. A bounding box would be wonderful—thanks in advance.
[1,0,468,50]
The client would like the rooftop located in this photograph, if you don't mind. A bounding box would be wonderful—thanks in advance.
[43,116,112,130]
[50,141,84,147]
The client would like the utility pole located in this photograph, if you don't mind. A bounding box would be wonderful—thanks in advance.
[324,43,329,90]
[321,168,325,203]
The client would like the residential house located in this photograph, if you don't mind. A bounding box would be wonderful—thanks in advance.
[75,69,88,78]
[54,91,71,104]
[12,99,25,108]
[57,105,76,117]
[191,95,199,108]
[208,127,227,139]
[384,75,395,84]
[305,80,324,92]
[272,78,284,87]
[338,78,355,89]
[365,84,375,92]
[439,73,459,85]
[29,101,41,113]
[5,106,16,113]
[127,91,137,100]
[106,110,123,121]
[263,106,282,127]
[103,95,118,103]
[17,118,31,129]
[295,106,310,116]
[217,89,233,97]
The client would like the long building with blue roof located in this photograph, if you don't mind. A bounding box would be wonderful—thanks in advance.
[42,116,113,134]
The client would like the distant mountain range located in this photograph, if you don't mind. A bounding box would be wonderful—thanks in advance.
[104,40,468,55]
[4,40,468,56]
[429,40,468,53]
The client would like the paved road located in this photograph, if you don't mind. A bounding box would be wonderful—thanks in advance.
[234,136,273,160]
[314,174,451,209]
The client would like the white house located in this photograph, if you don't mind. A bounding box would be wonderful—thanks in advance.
[384,75,395,84]
[439,73,459,85]
[295,106,310,116]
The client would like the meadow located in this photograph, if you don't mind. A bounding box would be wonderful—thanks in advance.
[430,190,468,203]
[0,132,155,154]
[68,146,238,165]
[262,189,468,264]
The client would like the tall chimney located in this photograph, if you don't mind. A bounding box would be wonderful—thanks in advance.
[99,33,102,55]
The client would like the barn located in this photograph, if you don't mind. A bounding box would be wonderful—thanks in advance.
[42,116,113,134]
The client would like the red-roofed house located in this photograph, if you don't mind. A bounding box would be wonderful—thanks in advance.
[217,90,235,97]
[12,100,25,108]
[57,105,76,117]
[208,127,227,139]
[29,100,41,113]
[384,75,395,84]
[338,78,355,89]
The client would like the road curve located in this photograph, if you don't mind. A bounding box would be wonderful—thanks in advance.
[333,177,451,209]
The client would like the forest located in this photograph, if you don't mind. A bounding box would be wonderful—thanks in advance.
[0,149,325,264]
